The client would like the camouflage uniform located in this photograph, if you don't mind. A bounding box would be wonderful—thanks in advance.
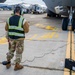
[7,38,24,64]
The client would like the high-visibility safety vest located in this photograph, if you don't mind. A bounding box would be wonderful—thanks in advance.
[7,16,25,39]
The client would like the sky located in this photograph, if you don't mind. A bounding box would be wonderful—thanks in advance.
[5,0,45,5]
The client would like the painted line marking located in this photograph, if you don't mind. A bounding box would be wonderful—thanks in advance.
[64,31,75,75]
[29,34,37,40]
[35,23,56,30]
[72,32,75,75]
[0,32,59,44]
[72,32,75,60]
[65,31,70,58]
[38,32,58,40]
[38,33,51,40]
[64,31,70,75]
[49,32,56,38]
[0,37,8,44]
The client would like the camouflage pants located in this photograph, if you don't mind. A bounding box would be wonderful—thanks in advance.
[7,38,24,64]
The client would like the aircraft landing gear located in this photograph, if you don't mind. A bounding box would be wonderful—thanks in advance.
[72,18,75,31]
[62,7,74,31]
[62,18,68,31]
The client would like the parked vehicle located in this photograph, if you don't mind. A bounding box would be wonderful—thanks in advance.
[0,5,12,10]
[20,3,31,13]
[31,4,47,14]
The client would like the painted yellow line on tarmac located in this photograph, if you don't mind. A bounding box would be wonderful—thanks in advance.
[65,31,70,58]
[64,69,71,74]
[72,73,75,75]
[71,32,75,75]
[64,31,75,75]
[64,31,70,75]
[71,31,75,60]
[49,32,56,38]
[38,32,57,40]
[38,33,51,40]
[36,24,46,29]
[35,23,56,30]
[0,37,8,44]
[29,34,37,40]
[45,26,56,30]
[0,32,58,43]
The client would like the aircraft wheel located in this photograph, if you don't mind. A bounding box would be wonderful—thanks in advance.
[62,18,68,31]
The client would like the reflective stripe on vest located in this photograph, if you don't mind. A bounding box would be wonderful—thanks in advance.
[8,32,25,37]
[9,26,24,31]
[8,16,25,38]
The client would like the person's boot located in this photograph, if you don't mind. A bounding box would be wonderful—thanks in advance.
[14,63,24,71]
[6,60,11,69]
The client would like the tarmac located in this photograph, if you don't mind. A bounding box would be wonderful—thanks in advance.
[0,11,74,75]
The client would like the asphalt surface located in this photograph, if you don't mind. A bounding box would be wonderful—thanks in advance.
[0,11,73,75]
